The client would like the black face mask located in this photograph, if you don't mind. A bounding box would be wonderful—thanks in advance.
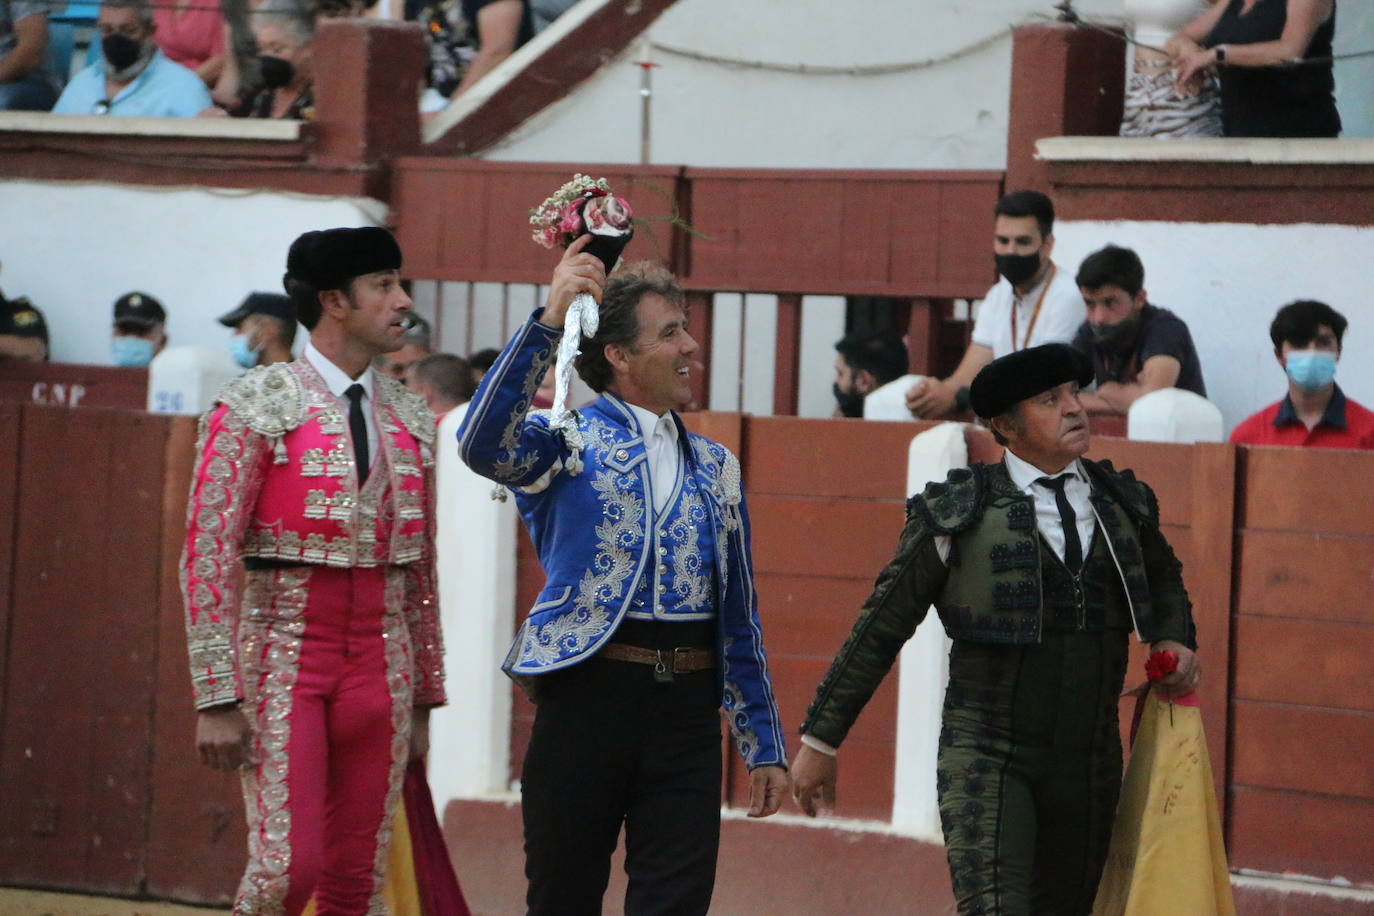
[102,33,143,72]
[258,55,295,90]
[833,382,865,419]
[1090,313,1140,348]
[994,251,1042,287]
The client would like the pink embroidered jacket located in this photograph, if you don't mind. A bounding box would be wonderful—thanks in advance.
[180,358,446,710]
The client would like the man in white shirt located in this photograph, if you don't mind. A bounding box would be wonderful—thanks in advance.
[457,245,788,915]
[183,227,448,912]
[795,343,1201,916]
[906,190,1084,419]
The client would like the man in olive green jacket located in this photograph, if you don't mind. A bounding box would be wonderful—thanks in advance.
[793,344,1201,916]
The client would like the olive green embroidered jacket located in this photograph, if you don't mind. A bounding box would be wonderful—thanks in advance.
[801,458,1195,749]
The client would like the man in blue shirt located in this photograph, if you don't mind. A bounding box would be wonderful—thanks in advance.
[53,0,210,117]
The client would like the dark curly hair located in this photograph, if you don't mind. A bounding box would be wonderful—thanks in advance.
[575,262,685,392]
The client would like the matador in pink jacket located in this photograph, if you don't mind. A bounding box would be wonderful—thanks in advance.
[181,227,446,915]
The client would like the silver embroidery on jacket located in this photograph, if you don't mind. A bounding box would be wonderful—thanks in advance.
[720,636,760,767]
[517,464,639,665]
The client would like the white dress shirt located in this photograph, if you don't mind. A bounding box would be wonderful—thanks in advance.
[969,262,1085,358]
[1001,448,1097,567]
[627,403,682,515]
[304,341,379,463]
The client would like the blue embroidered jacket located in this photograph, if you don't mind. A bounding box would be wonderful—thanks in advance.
[457,311,787,770]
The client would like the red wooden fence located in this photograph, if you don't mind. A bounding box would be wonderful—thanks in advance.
[0,405,1369,906]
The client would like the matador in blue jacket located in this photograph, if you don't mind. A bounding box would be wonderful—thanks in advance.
[457,238,789,916]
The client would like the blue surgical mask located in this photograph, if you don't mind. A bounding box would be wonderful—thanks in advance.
[1284,349,1338,392]
[112,335,155,367]
[230,333,261,369]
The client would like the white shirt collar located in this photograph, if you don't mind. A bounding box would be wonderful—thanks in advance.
[304,340,375,401]
[626,402,677,443]
[1003,447,1082,492]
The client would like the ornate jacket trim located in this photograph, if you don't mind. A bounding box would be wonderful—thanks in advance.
[217,362,308,438]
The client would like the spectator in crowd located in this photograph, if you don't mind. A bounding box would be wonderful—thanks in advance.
[0,280,47,361]
[232,0,313,119]
[54,0,212,117]
[1120,0,1222,137]
[906,190,1084,419]
[832,330,909,418]
[468,346,498,384]
[153,0,225,85]
[110,291,167,367]
[218,291,297,368]
[1169,0,1339,137]
[451,0,531,96]
[0,0,55,111]
[1070,244,1206,415]
[1230,300,1374,449]
[407,352,474,419]
[375,312,434,380]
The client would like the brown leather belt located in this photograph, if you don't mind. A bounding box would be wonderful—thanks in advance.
[600,643,715,674]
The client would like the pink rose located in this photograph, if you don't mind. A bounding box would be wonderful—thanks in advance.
[557,201,584,239]
[583,196,633,234]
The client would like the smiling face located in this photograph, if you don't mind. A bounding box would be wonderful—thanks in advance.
[992,380,1091,472]
[335,269,412,357]
[606,292,698,415]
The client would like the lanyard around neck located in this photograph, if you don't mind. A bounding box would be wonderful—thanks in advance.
[1010,263,1055,352]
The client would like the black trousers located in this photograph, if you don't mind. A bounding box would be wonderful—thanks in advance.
[521,644,722,916]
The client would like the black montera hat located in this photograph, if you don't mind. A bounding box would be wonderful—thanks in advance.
[112,291,167,330]
[218,292,296,327]
[283,227,402,292]
[969,343,1094,419]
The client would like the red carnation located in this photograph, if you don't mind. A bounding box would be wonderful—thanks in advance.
[1145,650,1178,682]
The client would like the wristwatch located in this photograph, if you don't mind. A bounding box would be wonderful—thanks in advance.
[1214,44,1227,64]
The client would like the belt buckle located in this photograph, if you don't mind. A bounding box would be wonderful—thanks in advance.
[653,649,674,684]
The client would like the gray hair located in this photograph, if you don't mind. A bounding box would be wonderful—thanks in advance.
[251,0,315,45]
[103,0,154,25]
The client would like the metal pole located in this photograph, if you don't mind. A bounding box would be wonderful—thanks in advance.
[636,40,657,165]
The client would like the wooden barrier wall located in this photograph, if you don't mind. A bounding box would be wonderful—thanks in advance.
[0,404,1370,904]
[1228,447,1374,884]
[0,405,243,905]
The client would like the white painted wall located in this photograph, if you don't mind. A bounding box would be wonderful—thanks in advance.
[0,180,387,365]
[478,0,1374,169]
[1053,219,1374,434]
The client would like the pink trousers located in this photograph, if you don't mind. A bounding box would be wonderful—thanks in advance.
[233,565,413,915]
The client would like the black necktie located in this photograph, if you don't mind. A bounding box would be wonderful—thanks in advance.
[1036,475,1082,573]
[346,383,370,482]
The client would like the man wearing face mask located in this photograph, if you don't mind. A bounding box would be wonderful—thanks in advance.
[219,291,297,369]
[110,291,168,368]
[1230,300,1374,450]
[53,0,210,117]
[906,190,1085,420]
[1070,245,1206,416]
[832,330,909,418]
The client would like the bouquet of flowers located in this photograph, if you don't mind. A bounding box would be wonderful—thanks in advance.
[529,175,634,470]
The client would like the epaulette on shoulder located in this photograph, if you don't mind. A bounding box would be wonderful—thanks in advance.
[688,434,742,505]
[907,465,986,535]
[217,363,306,437]
[1086,458,1157,524]
[377,374,436,447]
